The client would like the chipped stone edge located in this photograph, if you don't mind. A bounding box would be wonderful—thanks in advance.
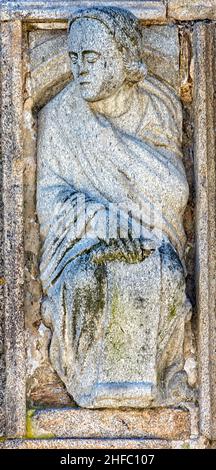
[29,407,191,440]
[1,1,216,22]
[193,23,216,440]
[0,437,209,450]
[0,1,166,23]
[0,20,26,438]
[168,2,216,21]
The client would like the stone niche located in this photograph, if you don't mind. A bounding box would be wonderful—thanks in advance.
[0,1,216,449]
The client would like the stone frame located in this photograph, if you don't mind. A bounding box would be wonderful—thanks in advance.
[0,1,215,448]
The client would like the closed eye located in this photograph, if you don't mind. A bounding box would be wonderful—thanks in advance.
[84,52,101,63]
[69,52,78,64]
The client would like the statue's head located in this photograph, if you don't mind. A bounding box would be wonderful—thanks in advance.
[68,6,147,102]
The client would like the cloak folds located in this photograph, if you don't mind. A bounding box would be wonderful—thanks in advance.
[37,76,190,407]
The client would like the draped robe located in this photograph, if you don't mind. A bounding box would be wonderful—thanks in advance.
[37,75,191,407]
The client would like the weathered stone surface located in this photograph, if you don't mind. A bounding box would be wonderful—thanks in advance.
[24,16,197,410]
[30,32,72,109]
[179,26,196,341]
[0,0,215,449]
[179,26,193,105]
[30,407,191,439]
[0,1,166,22]
[209,441,216,449]
[23,20,196,409]
[142,25,180,93]
[0,20,26,437]
[0,23,6,436]
[1,437,208,449]
[37,6,192,409]
[29,24,180,110]
[20,29,73,408]
[25,19,192,408]
[193,23,216,440]
[168,1,216,20]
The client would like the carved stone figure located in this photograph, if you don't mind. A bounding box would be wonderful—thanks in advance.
[37,6,191,408]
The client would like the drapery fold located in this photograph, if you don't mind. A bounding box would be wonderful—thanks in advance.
[37,76,188,292]
[36,76,190,407]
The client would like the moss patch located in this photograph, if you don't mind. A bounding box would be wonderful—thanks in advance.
[26,409,35,439]
[181,442,190,449]
[106,287,126,363]
[168,304,177,321]
[26,409,55,439]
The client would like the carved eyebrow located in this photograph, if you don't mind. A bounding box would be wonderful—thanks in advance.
[82,50,101,57]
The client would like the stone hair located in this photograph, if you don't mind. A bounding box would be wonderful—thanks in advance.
[68,6,147,83]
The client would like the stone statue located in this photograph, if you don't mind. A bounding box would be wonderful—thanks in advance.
[37,6,191,408]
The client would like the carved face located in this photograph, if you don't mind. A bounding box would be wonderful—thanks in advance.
[68,18,126,102]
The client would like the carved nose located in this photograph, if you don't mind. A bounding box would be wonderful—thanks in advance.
[79,70,88,76]
[77,58,88,76]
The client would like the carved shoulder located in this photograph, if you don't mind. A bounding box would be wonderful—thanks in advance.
[38,81,76,130]
[138,74,183,151]
[140,74,182,124]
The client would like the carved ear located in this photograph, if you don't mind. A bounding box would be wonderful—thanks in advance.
[125,61,148,83]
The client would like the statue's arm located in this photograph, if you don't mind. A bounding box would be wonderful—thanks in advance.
[36,104,155,273]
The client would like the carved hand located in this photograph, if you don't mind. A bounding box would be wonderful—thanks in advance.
[90,238,156,265]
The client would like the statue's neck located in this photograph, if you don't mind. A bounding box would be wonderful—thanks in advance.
[89,82,136,118]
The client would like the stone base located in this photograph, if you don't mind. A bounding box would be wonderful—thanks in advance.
[25,407,192,440]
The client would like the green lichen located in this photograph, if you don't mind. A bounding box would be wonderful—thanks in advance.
[72,261,106,354]
[34,433,56,439]
[0,277,5,286]
[181,442,190,449]
[26,409,55,439]
[106,287,126,362]
[26,409,35,439]
[168,304,177,321]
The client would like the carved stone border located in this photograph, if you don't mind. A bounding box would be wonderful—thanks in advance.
[193,23,216,441]
[0,20,26,438]
[0,1,166,23]
[1,1,216,22]
[168,1,216,21]
[0,1,216,446]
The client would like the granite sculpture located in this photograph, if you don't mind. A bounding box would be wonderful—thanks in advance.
[37,6,191,408]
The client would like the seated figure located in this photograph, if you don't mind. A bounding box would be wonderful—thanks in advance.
[37,6,191,408]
